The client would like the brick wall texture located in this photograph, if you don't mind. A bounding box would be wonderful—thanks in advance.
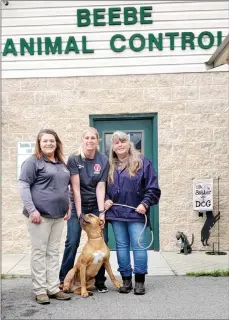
[2,72,229,253]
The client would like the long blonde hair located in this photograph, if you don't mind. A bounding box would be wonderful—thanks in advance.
[77,127,99,158]
[108,131,142,183]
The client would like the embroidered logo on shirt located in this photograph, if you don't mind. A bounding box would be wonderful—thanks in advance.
[94,164,101,174]
[77,164,84,169]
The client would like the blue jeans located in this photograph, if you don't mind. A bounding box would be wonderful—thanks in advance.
[111,221,148,276]
[59,202,108,285]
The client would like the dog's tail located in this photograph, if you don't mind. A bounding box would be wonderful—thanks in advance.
[190,233,194,246]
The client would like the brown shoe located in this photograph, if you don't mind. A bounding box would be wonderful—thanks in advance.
[49,291,71,300]
[36,294,50,305]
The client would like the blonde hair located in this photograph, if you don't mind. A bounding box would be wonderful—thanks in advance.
[78,127,99,158]
[108,131,142,183]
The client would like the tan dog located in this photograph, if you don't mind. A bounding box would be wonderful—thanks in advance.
[63,213,121,297]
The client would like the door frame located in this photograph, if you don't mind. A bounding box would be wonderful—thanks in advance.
[90,113,160,251]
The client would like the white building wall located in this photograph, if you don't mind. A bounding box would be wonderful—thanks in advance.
[2,0,229,78]
[1,1,229,253]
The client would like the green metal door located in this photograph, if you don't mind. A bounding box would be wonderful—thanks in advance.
[90,114,159,251]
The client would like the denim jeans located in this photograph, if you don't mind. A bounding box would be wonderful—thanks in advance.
[59,202,108,286]
[111,221,148,277]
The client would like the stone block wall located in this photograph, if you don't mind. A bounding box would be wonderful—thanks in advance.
[2,72,228,253]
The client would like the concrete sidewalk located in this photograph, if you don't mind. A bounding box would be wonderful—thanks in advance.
[2,250,229,277]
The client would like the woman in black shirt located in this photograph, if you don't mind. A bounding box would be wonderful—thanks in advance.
[59,127,109,293]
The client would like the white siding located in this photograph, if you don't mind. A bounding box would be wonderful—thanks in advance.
[2,0,229,78]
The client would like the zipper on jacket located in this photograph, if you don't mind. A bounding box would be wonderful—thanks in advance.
[117,170,120,194]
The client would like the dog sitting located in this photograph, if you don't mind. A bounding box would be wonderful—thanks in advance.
[63,213,121,297]
[176,231,194,255]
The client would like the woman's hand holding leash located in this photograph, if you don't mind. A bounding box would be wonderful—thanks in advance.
[106,202,153,250]
[135,204,146,215]
[104,200,113,210]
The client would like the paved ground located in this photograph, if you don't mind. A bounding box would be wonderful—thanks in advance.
[1,276,229,319]
[2,251,229,276]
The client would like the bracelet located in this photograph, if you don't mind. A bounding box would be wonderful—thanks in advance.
[98,210,105,214]
[142,203,149,210]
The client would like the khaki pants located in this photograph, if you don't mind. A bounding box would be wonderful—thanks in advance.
[26,217,64,296]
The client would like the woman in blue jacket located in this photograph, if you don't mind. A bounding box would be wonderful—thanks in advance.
[105,131,161,295]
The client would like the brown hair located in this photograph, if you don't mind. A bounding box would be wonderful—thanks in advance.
[34,129,65,163]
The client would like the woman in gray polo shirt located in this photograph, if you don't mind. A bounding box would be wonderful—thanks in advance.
[19,129,71,305]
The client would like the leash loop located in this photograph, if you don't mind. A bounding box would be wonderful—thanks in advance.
[109,203,154,250]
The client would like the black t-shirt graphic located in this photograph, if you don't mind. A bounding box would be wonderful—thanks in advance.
[67,152,109,207]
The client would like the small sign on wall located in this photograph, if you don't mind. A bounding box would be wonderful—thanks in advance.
[193,179,213,211]
[17,142,35,179]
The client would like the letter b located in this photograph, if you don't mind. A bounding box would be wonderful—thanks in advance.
[124,7,137,25]
[77,9,91,27]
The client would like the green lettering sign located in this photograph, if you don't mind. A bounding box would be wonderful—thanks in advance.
[1,4,224,58]
[129,33,146,52]
[20,38,35,55]
[109,7,121,25]
[94,8,106,26]
[149,33,163,51]
[124,7,138,25]
[82,36,94,53]
[77,9,91,27]
[198,31,214,49]
[65,36,79,54]
[37,37,43,55]
[45,37,62,55]
[140,6,153,24]
[165,32,179,50]
[110,34,126,52]
[3,38,17,56]
[181,32,195,50]
[217,31,222,46]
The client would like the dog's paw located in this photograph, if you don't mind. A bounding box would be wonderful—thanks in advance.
[113,281,121,289]
[81,290,89,298]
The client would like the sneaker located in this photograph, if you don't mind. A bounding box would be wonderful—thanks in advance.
[95,284,108,293]
[49,291,71,300]
[36,294,50,305]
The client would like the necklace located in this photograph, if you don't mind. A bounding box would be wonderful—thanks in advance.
[117,157,128,170]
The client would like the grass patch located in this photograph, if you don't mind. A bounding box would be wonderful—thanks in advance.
[1,274,7,279]
[186,269,229,277]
